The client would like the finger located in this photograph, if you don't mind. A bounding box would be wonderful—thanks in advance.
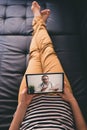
[57,92,63,97]
[64,81,66,85]
[21,87,27,94]
[28,93,37,98]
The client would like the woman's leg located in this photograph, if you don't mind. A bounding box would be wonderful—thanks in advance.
[30,2,72,90]
[18,2,46,102]
[18,1,72,102]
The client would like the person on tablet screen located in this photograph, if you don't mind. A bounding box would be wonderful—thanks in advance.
[38,74,58,92]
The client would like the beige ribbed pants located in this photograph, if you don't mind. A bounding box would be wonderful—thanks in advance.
[18,16,72,102]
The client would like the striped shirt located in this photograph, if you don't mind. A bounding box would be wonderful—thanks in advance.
[20,95,75,130]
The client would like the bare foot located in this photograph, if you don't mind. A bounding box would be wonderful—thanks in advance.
[41,9,50,22]
[31,1,41,17]
[31,1,50,22]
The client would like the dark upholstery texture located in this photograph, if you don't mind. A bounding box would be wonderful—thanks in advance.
[0,0,87,129]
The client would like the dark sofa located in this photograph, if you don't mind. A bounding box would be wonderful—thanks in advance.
[0,0,87,129]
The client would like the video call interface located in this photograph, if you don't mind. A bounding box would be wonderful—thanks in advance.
[26,73,64,94]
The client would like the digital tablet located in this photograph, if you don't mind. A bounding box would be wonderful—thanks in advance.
[26,72,64,94]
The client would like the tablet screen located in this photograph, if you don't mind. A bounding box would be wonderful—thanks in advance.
[26,73,64,94]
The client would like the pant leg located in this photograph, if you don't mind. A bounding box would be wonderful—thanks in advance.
[18,17,44,102]
[18,16,72,102]
[31,16,72,91]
